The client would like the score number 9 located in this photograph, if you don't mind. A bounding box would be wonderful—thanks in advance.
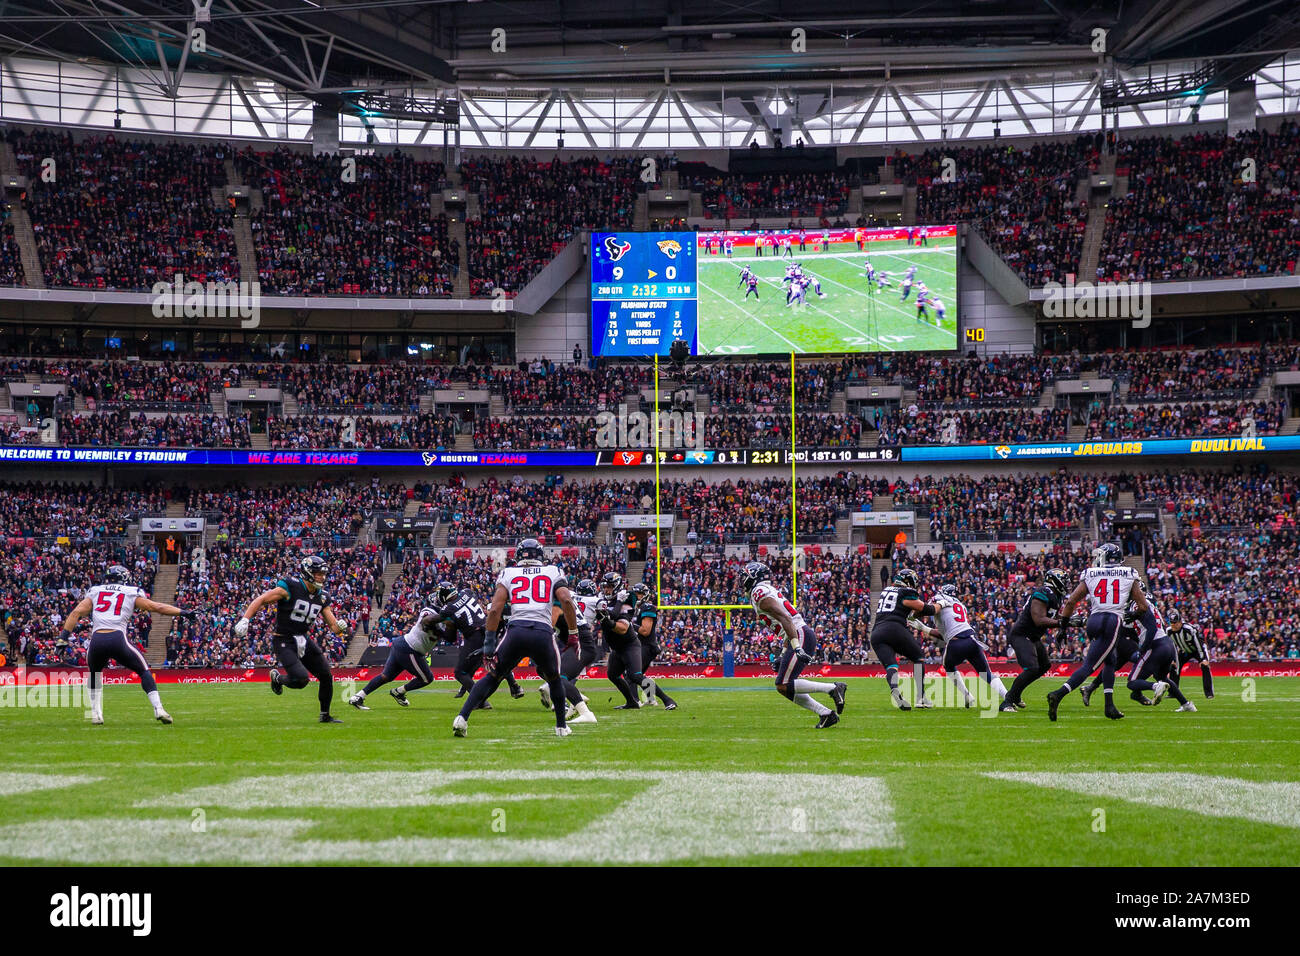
[613,267,623,279]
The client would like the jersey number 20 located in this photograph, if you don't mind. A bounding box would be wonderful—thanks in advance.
[510,576,551,605]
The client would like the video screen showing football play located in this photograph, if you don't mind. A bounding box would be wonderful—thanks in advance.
[1,0,1298,901]
[695,226,958,354]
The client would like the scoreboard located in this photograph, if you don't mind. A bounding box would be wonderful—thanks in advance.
[591,232,698,356]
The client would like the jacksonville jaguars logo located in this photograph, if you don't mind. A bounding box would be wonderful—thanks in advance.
[656,239,682,259]
[995,445,1012,459]
[603,236,632,261]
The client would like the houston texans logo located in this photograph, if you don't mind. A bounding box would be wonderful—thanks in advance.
[656,239,682,258]
[421,452,437,466]
[604,236,632,261]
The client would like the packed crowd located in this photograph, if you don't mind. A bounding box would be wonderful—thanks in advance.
[893,471,1115,539]
[47,410,251,448]
[268,414,457,450]
[660,474,879,544]
[894,137,1096,286]
[166,542,381,667]
[423,475,651,545]
[1081,400,1287,440]
[1,541,158,665]
[1131,467,1300,532]
[0,481,171,539]
[687,171,852,220]
[186,479,408,541]
[497,361,651,411]
[0,219,24,287]
[1099,123,1300,282]
[1145,531,1299,659]
[240,147,456,296]
[873,406,1071,446]
[703,412,863,448]
[462,156,640,296]
[15,130,238,291]
[1093,343,1300,400]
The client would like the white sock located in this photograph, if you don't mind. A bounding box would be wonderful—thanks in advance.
[575,702,595,718]
[88,685,102,718]
[356,689,367,698]
[951,673,974,703]
[147,690,163,712]
[793,679,835,695]
[793,693,831,716]
[988,676,1008,700]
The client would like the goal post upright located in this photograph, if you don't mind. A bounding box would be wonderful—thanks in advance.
[790,349,797,607]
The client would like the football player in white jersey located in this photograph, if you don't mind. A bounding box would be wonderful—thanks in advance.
[542,577,600,724]
[58,564,196,725]
[744,562,846,728]
[909,584,1009,708]
[453,538,577,738]
[348,605,439,710]
[1047,543,1155,721]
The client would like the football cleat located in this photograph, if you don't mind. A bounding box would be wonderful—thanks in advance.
[318,714,342,724]
[509,685,527,700]
[915,696,935,709]
[891,689,912,711]
[90,714,104,725]
[269,669,283,695]
[1046,687,1066,721]
[555,726,572,738]
[539,684,552,709]
[664,701,678,711]
[389,687,409,707]
[998,700,1019,714]
[453,687,467,699]
[1176,702,1198,713]
[348,693,370,711]
[155,710,173,724]
[1130,692,1153,706]
[1151,681,1170,705]
[1105,703,1125,720]
[452,715,468,737]
[815,711,840,729]
[1079,684,1094,707]
[568,708,598,725]
[1013,699,1027,710]
[830,682,848,714]
[475,700,494,711]
[613,702,640,710]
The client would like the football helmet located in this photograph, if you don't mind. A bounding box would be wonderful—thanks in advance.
[740,561,771,593]
[1166,608,1182,626]
[1043,568,1070,595]
[575,577,597,597]
[935,583,959,601]
[1092,543,1123,567]
[435,580,459,605]
[631,583,650,601]
[893,568,920,591]
[515,538,545,564]
[104,565,131,585]
[301,554,328,588]
[599,571,623,596]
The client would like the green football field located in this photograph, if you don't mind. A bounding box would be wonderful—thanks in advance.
[3,675,1298,866]
[696,238,959,356]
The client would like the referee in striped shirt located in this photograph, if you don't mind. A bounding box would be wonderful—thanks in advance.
[1167,610,1214,699]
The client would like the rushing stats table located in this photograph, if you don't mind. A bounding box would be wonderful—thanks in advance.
[590,232,698,356]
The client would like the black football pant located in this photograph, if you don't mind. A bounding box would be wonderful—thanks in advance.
[273,634,334,714]
[1005,634,1050,706]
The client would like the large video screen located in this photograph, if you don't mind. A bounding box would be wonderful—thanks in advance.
[695,225,958,354]
[591,226,958,356]
[591,232,698,357]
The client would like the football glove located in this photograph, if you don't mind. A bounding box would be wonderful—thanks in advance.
[1068,613,1086,627]
[234,618,249,638]
[178,609,198,620]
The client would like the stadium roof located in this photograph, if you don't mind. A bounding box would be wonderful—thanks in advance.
[1,1,1297,95]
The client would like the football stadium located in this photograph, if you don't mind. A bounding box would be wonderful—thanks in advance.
[0,0,1297,902]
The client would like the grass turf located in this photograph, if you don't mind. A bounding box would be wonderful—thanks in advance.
[2,676,1298,865]
[696,238,959,356]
